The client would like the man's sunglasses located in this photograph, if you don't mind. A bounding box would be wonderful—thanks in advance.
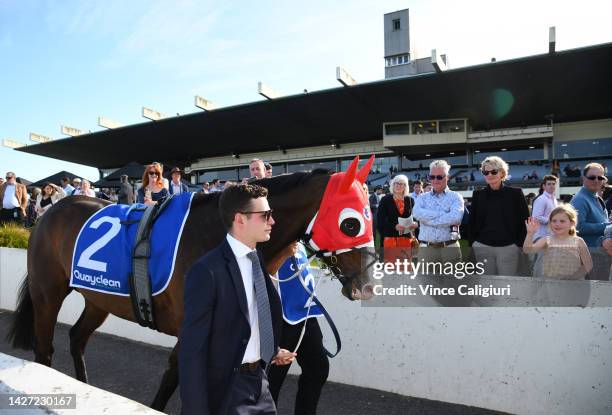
[428,174,446,181]
[240,209,273,221]
[5,176,14,180]
[481,169,499,176]
[585,175,606,181]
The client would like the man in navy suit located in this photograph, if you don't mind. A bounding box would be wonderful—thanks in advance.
[179,184,296,415]
[168,167,190,195]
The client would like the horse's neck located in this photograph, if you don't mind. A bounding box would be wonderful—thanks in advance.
[262,176,328,259]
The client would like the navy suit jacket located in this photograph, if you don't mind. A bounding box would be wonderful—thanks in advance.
[168,181,190,195]
[179,238,282,415]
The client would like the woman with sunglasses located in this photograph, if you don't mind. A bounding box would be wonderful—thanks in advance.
[469,156,530,276]
[137,164,169,205]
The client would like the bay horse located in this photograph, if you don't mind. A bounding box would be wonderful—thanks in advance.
[6,157,375,411]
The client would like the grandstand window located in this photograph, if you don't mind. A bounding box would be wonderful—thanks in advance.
[412,121,437,134]
[385,123,411,135]
[393,19,401,30]
[439,119,465,133]
[199,168,238,182]
[554,137,612,159]
[288,159,336,173]
[385,54,410,67]
[404,152,468,168]
[369,155,399,174]
[473,146,544,164]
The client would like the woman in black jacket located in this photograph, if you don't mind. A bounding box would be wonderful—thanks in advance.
[469,156,530,276]
[377,174,419,263]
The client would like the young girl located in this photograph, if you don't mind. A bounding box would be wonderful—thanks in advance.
[524,204,592,279]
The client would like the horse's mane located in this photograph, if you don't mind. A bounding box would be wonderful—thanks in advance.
[253,168,333,194]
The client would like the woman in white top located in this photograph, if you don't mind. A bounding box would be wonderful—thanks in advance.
[74,179,96,197]
[35,183,67,217]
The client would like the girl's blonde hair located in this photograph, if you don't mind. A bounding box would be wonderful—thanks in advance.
[549,204,578,236]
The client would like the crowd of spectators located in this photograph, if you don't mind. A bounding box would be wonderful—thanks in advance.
[4,155,611,280]
[371,158,612,281]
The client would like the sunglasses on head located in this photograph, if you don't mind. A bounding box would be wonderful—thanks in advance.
[482,169,499,176]
[428,174,446,181]
[586,175,606,181]
[240,209,273,221]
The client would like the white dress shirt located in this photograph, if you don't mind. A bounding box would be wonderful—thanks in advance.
[532,191,558,240]
[2,184,20,209]
[226,233,261,364]
[171,181,183,194]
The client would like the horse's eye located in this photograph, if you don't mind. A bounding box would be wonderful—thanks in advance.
[338,208,365,238]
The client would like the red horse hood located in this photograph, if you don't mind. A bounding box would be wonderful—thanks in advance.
[307,155,375,253]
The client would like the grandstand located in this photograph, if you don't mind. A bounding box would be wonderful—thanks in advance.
[17,41,612,198]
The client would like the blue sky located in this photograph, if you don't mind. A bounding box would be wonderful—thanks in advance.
[1,0,611,183]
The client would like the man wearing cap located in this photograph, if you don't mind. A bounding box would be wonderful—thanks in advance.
[118,174,134,205]
[168,167,189,195]
[71,178,82,195]
[0,172,28,225]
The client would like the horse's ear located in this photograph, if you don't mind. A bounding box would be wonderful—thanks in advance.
[357,155,375,184]
[339,156,359,194]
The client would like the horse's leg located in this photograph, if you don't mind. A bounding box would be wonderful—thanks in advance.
[30,283,70,367]
[151,341,179,411]
[69,299,109,383]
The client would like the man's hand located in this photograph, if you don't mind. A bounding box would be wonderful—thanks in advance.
[266,241,299,275]
[271,348,297,366]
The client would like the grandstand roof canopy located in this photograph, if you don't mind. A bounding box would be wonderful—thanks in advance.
[18,42,612,169]
[29,170,83,187]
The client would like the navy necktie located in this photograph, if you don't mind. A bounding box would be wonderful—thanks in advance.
[247,251,275,364]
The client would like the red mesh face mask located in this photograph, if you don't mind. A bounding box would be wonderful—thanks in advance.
[306,155,375,254]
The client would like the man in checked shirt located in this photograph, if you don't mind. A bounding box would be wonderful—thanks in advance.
[412,160,465,265]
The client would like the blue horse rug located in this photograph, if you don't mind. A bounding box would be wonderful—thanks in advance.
[277,243,323,324]
[70,193,194,296]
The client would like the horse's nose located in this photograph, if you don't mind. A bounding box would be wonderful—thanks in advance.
[360,283,375,300]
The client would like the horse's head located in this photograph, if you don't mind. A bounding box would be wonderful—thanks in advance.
[305,155,377,301]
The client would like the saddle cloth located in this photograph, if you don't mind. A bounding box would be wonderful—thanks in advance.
[70,193,194,296]
[277,243,323,324]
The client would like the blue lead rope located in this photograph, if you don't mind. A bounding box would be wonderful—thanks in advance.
[311,296,341,358]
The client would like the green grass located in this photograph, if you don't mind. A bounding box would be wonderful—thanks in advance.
[0,223,30,249]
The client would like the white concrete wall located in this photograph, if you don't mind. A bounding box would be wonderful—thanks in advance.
[0,352,163,414]
[0,247,27,310]
[1,248,611,414]
[308,277,612,415]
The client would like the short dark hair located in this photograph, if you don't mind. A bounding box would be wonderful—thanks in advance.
[264,162,272,170]
[542,175,558,184]
[219,184,268,230]
[211,179,219,185]
[61,176,70,183]
[413,180,423,186]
